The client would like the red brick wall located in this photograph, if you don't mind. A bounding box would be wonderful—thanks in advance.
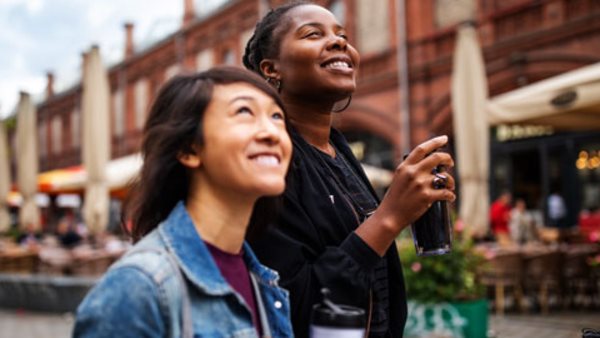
[35,0,600,172]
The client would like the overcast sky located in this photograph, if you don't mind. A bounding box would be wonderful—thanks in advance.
[0,0,228,118]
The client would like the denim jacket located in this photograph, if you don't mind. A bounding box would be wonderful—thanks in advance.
[74,202,293,338]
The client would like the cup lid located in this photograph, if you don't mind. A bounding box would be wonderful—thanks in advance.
[311,304,366,328]
[310,288,365,328]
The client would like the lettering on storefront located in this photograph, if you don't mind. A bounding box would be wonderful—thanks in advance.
[405,301,468,338]
[495,124,554,142]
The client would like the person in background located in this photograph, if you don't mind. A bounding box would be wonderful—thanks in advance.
[243,2,456,336]
[56,209,83,249]
[490,191,512,244]
[17,222,42,250]
[74,67,294,337]
[547,189,567,228]
[509,198,534,244]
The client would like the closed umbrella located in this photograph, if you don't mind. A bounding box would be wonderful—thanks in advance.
[82,46,111,234]
[15,92,40,231]
[451,23,489,237]
[0,119,11,232]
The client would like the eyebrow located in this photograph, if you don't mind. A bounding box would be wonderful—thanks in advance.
[229,95,257,104]
[229,95,281,111]
[297,22,345,31]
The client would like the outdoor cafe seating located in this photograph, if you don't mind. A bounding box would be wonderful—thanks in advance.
[0,235,128,312]
[476,240,600,315]
[0,239,126,277]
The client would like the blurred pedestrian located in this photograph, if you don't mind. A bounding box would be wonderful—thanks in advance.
[74,67,293,337]
[243,3,456,337]
[490,191,512,244]
[547,189,567,228]
[56,209,82,249]
[509,198,534,244]
[17,221,41,250]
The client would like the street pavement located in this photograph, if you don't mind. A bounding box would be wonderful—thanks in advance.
[0,309,74,338]
[489,312,599,338]
[0,309,598,338]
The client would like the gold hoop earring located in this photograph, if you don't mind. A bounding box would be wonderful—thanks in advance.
[332,95,352,113]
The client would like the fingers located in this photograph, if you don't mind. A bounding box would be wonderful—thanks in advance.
[403,135,448,164]
[429,174,456,202]
[437,172,455,191]
[420,152,454,173]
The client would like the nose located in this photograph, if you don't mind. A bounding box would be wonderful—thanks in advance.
[327,34,347,51]
[256,116,281,145]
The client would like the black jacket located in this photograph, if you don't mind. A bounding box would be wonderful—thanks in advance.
[250,128,407,337]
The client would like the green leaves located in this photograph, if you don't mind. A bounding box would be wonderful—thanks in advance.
[398,238,485,303]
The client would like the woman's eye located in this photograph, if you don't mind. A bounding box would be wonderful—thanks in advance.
[306,31,322,38]
[272,111,285,120]
[236,106,253,115]
[338,33,348,40]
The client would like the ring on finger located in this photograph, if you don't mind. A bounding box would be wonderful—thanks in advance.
[432,173,447,189]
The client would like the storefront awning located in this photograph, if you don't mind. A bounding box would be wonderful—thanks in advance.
[38,166,85,193]
[14,153,143,195]
[488,62,600,130]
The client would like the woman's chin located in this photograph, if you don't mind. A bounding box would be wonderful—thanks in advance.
[325,86,355,101]
[254,181,286,198]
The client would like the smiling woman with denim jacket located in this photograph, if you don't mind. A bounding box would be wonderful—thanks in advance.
[73,67,294,338]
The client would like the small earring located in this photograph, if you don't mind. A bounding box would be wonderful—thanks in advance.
[266,77,281,90]
[332,95,352,113]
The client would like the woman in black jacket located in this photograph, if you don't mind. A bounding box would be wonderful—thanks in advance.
[243,2,456,337]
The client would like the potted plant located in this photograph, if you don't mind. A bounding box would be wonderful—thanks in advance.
[398,220,488,338]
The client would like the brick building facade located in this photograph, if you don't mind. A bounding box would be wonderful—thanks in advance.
[18,0,600,218]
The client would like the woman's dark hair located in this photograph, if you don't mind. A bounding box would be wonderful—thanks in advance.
[243,1,309,76]
[124,66,288,242]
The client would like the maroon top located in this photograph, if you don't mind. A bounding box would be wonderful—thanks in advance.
[205,241,262,335]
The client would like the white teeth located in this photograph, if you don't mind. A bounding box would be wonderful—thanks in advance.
[325,61,350,69]
[253,155,279,167]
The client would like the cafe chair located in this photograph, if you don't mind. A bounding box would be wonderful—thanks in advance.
[478,252,525,315]
[563,249,596,309]
[523,250,563,314]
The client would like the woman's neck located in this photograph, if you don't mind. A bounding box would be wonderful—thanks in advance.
[283,94,335,156]
[185,182,255,254]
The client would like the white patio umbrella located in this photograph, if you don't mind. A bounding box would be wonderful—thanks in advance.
[82,46,111,234]
[15,92,40,231]
[0,119,11,232]
[488,61,600,130]
[451,23,490,237]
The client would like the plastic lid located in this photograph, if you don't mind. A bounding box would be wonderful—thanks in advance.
[310,288,366,328]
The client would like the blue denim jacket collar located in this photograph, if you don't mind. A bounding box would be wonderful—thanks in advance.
[158,201,279,296]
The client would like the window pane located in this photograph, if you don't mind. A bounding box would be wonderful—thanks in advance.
[52,116,62,155]
[113,90,124,137]
[135,78,149,130]
[356,0,389,54]
[196,49,214,71]
[71,108,80,149]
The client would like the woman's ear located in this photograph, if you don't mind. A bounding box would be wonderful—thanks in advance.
[177,145,202,169]
[260,59,280,80]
